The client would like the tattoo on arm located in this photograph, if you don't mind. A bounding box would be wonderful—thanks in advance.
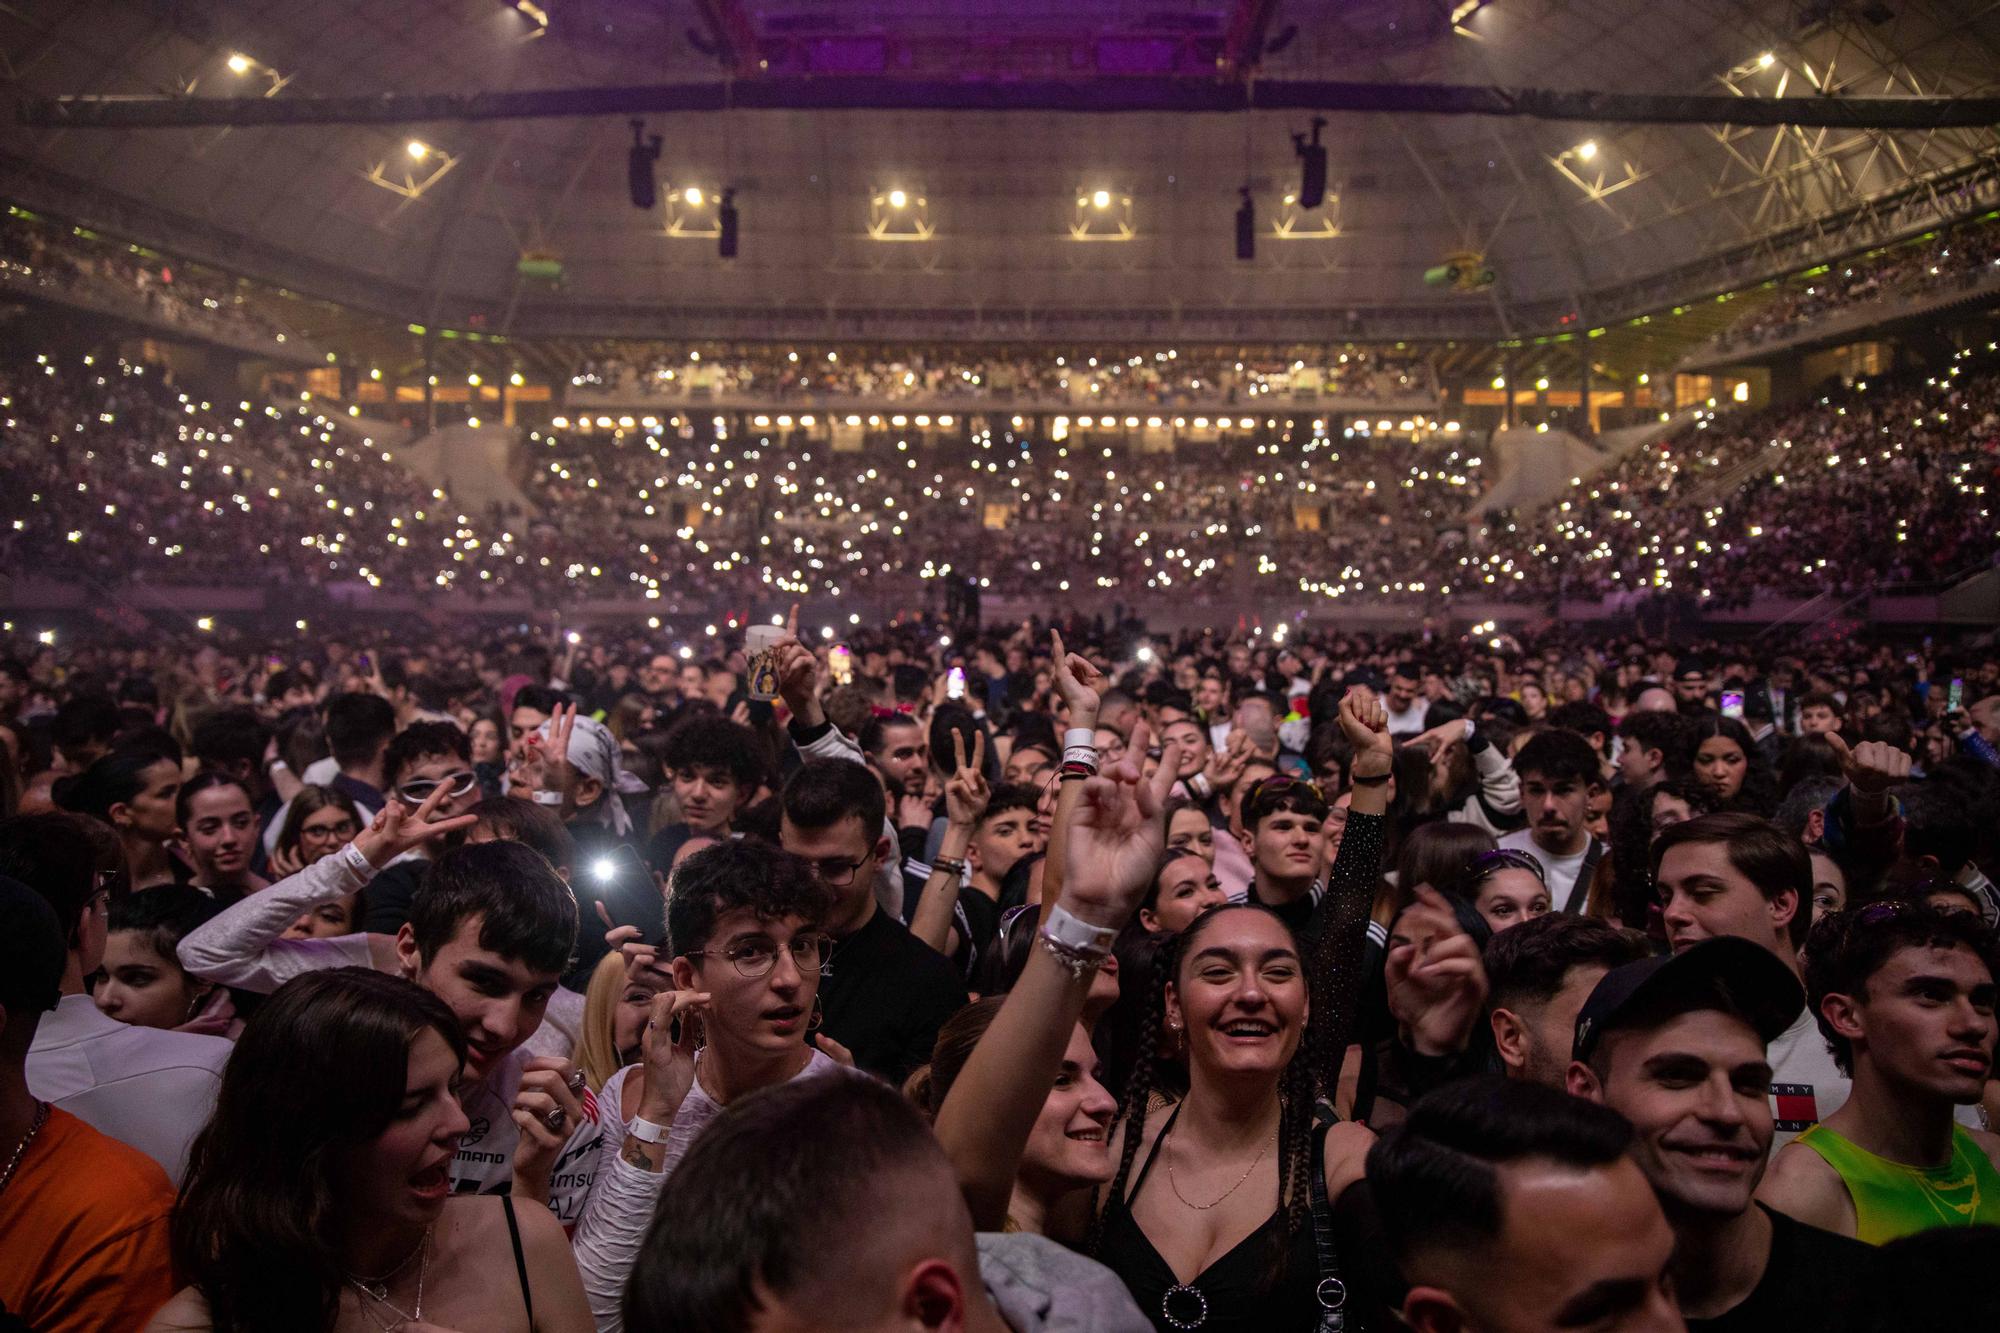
[621,1134,667,1173]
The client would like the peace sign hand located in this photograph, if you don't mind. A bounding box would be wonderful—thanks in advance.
[944,730,990,829]
[352,778,477,870]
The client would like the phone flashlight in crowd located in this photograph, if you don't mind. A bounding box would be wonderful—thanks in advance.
[1950,676,1965,713]
[1135,644,1155,664]
[947,666,966,699]
[566,630,581,645]
[830,645,854,685]
[1721,690,1744,719]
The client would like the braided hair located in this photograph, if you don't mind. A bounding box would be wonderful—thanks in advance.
[1091,902,1321,1262]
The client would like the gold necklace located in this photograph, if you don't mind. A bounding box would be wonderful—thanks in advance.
[1165,1120,1274,1211]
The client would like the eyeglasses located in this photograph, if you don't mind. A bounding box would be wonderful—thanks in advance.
[300,820,359,842]
[804,855,870,887]
[688,934,832,978]
[395,771,478,804]
[1468,848,1547,885]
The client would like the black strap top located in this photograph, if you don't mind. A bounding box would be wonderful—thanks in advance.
[502,1193,536,1329]
[1097,1103,1323,1332]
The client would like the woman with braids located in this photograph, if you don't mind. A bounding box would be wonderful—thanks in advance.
[147,968,591,1332]
[933,690,1394,1332]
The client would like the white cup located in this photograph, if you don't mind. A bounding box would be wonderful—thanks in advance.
[744,623,785,701]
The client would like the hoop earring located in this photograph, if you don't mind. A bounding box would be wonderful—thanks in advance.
[806,995,823,1034]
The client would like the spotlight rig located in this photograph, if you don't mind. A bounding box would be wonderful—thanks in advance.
[627,119,663,210]
[1292,116,1328,210]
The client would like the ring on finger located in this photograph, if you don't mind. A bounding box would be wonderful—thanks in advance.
[543,1107,567,1133]
[566,1069,588,1095]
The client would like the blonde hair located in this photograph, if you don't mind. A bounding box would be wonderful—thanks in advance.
[578,951,634,1094]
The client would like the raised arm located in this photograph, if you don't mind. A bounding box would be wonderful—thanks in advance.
[176,786,475,992]
[1036,628,1104,926]
[910,730,987,956]
[933,722,1178,1230]
[1304,689,1394,1097]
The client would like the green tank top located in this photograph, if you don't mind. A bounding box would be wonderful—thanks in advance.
[1795,1121,2000,1245]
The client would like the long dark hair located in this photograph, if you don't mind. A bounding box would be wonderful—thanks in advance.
[1093,903,1319,1263]
[51,738,180,824]
[172,969,467,1333]
[1685,714,1777,817]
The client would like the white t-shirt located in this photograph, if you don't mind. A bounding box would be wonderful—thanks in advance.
[451,1043,602,1230]
[1767,1007,1850,1149]
[1496,828,1593,913]
[1385,697,1430,736]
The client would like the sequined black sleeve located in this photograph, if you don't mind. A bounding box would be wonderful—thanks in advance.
[1303,809,1386,1102]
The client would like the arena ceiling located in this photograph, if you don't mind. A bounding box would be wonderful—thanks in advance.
[2,0,1998,346]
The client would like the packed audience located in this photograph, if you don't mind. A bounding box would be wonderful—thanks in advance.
[3,604,2000,1331]
[1476,342,2000,605]
[1718,213,2000,348]
[569,344,1440,408]
[0,217,309,352]
[6,340,1998,612]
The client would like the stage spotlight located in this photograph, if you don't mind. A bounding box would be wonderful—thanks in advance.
[1576,139,1599,161]
[1235,186,1255,261]
[1091,189,1112,210]
[888,188,907,209]
[406,140,430,160]
[1292,117,1328,209]
[627,119,663,211]
[226,53,252,75]
[718,189,738,258]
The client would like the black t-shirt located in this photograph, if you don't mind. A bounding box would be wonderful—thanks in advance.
[1686,1204,1874,1333]
[819,904,967,1087]
[360,857,427,934]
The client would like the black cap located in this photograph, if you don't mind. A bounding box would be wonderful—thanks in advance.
[1673,657,1708,682]
[1572,936,1803,1063]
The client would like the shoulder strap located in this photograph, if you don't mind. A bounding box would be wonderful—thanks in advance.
[503,1193,536,1329]
[1124,1100,1182,1203]
[1562,837,1605,915]
[1309,1124,1352,1332]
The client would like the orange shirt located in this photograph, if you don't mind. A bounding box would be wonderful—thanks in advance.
[0,1106,176,1332]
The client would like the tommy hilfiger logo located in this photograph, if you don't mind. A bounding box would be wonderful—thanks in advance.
[1772,1083,1820,1133]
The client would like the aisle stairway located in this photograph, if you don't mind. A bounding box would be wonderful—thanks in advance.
[392,423,536,517]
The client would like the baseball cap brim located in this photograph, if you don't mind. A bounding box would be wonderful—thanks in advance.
[1573,936,1804,1063]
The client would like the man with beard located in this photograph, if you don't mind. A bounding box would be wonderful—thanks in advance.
[1496,730,1604,914]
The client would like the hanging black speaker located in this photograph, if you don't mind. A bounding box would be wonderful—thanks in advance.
[718,189,739,258]
[1235,187,1255,261]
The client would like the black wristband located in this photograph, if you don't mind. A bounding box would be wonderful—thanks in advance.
[1350,772,1391,787]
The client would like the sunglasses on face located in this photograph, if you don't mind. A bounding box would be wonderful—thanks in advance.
[395,770,478,804]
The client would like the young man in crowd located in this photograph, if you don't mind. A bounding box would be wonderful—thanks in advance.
[1384,661,1430,737]
[646,712,764,867]
[1497,729,1604,914]
[1759,902,2000,1241]
[622,1073,1152,1333]
[778,759,966,1085]
[355,719,483,932]
[1486,911,1649,1087]
[1230,774,1331,937]
[1653,812,1847,1145]
[2,813,233,1185]
[1797,692,1843,738]
[1568,937,1877,1329]
[1617,710,1684,796]
[0,877,177,1333]
[175,809,603,1222]
[1368,1077,1682,1333]
[860,711,928,796]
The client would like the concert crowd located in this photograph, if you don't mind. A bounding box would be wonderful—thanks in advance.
[3,596,2000,1331]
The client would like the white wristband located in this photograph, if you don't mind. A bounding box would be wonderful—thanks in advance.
[1063,727,1097,749]
[627,1116,671,1144]
[533,790,563,806]
[1044,903,1116,956]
